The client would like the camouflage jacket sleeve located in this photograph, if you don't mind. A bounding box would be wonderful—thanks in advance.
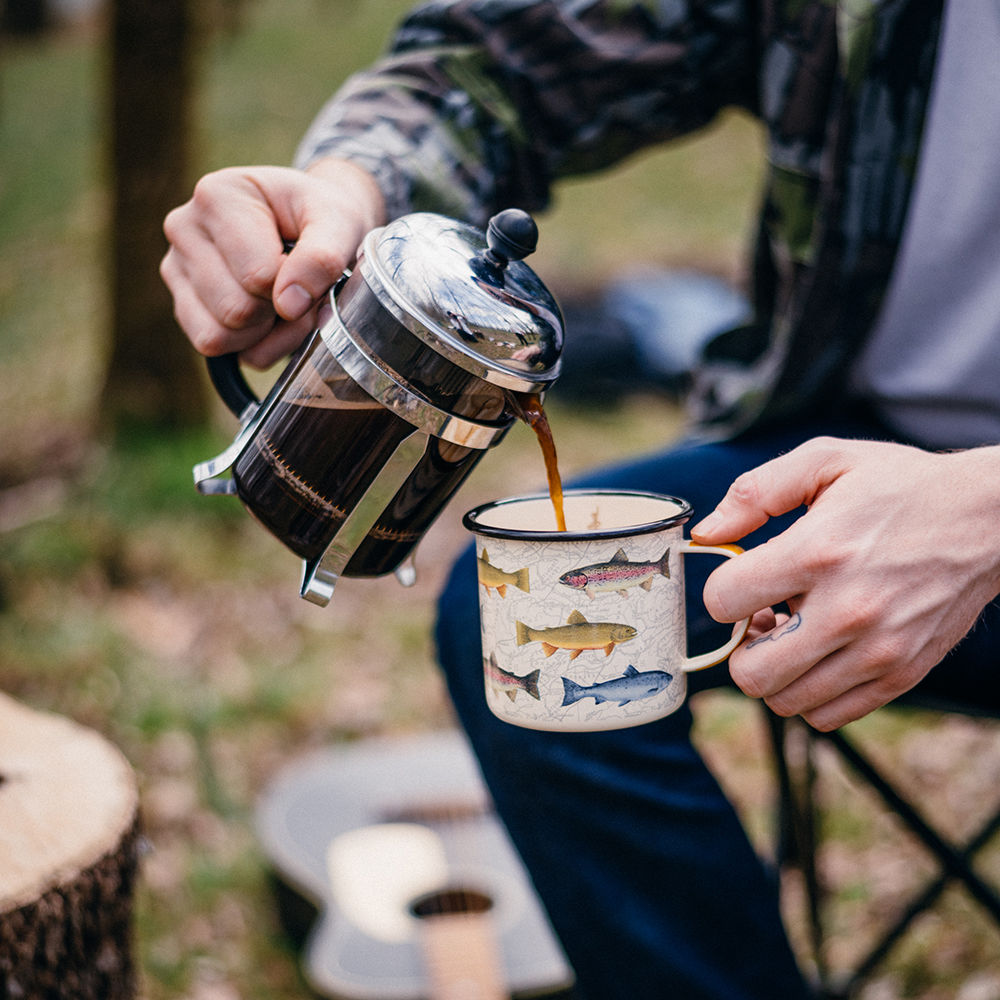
[294,0,758,227]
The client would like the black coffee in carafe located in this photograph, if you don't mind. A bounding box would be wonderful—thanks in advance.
[194,209,563,606]
[230,333,510,575]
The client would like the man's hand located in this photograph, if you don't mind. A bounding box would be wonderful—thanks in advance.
[160,159,386,369]
[691,437,1000,730]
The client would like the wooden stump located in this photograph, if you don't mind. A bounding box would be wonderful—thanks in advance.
[0,693,141,1000]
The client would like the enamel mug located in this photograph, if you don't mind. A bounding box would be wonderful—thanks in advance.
[463,490,749,732]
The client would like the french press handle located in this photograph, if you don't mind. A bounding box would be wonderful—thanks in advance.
[207,354,259,418]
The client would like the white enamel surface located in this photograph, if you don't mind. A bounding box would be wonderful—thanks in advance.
[472,505,688,732]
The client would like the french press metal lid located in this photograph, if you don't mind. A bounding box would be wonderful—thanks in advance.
[194,209,563,605]
[357,209,563,390]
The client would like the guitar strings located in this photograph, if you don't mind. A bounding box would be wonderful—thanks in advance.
[382,799,494,918]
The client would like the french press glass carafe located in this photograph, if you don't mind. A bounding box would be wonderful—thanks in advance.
[193,209,563,606]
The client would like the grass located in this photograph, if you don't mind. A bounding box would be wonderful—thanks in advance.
[2,4,1000,999]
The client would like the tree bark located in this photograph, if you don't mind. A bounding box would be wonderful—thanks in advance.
[100,0,208,431]
[0,693,141,1000]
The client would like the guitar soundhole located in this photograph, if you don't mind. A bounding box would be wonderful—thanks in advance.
[410,888,493,918]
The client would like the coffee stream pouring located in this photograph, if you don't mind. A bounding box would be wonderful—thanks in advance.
[193,209,564,607]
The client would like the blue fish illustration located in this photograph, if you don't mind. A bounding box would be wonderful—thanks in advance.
[560,665,674,708]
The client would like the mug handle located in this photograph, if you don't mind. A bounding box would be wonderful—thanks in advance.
[678,540,751,672]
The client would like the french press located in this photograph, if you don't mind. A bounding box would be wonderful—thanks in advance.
[193,209,563,606]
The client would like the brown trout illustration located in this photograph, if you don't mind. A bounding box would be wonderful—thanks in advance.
[515,610,637,659]
[559,546,670,599]
[477,548,530,598]
[483,651,540,702]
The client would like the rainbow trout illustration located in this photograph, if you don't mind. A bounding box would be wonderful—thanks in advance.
[477,549,530,598]
[515,609,637,659]
[483,651,540,702]
[559,546,670,600]
[561,664,674,707]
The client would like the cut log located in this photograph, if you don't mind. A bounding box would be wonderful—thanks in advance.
[0,692,141,1000]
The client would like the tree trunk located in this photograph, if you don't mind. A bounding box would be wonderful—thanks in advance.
[100,0,208,431]
[1,0,51,35]
[0,693,141,1000]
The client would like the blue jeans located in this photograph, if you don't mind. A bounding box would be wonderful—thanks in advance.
[434,406,1000,1000]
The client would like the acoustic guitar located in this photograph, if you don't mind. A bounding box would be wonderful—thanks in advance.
[255,729,575,999]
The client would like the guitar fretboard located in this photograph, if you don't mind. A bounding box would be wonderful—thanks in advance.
[420,909,507,1000]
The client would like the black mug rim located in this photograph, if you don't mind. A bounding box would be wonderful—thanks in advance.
[462,488,693,542]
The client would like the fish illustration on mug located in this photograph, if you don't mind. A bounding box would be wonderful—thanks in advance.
[483,651,540,702]
[477,549,530,598]
[560,664,674,707]
[515,609,637,659]
[559,547,670,600]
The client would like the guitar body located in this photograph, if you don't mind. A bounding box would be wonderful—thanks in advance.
[255,729,575,999]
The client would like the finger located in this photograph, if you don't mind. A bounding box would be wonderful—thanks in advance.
[239,312,318,370]
[756,641,867,716]
[185,171,289,300]
[266,161,385,317]
[800,688,877,731]
[760,628,934,726]
[163,255,277,357]
[269,217,359,321]
[701,530,813,623]
[691,437,850,543]
[743,608,781,644]
[161,235,277,345]
[794,658,933,731]
[727,608,842,700]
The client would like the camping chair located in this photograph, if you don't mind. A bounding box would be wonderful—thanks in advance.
[765,696,1000,999]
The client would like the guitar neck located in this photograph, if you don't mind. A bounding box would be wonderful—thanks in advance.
[420,909,507,1000]
[257,732,574,998]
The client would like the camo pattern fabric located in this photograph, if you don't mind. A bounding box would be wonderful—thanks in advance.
[295,0,945,438]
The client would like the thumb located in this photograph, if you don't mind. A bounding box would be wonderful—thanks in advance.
[691,437,849,543]
[271,162,385,321]
[272,225,354,322]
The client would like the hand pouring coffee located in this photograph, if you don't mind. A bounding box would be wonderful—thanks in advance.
[193,209,564,607]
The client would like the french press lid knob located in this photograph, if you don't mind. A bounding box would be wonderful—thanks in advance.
[485,209,539,268]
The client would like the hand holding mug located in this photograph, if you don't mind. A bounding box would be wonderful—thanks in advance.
[692,437,1000,730]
